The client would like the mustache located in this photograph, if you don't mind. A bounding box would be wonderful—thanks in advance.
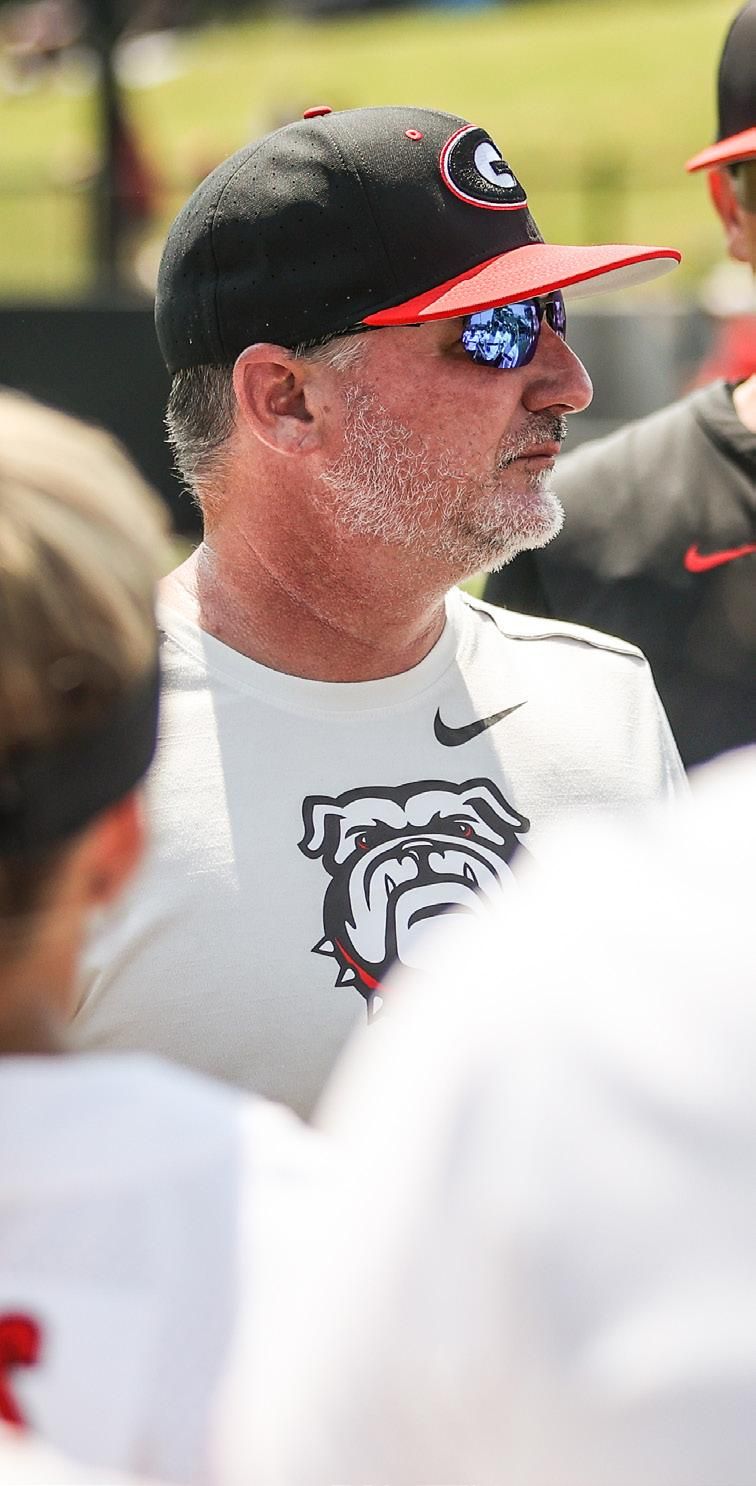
[497,414,568,468]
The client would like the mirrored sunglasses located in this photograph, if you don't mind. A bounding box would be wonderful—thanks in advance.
[460,293,567,370]
[326,290,567,371]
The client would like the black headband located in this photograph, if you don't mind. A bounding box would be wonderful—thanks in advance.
[0,662,160,857]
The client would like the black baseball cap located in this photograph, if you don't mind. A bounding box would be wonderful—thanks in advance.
[156,105,680,373]
[686,1,756,172]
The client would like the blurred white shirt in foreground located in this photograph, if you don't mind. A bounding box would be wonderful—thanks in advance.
[216,746,756,1486]
[0,1422,156,1484]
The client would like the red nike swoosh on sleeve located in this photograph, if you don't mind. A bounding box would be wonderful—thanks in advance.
[684,542,756,573]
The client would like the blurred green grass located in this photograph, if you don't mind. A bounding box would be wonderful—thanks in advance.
[0,0,735,299]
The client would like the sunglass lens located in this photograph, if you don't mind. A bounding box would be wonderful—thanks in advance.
[546,291,567,340]
[461,302,541,370]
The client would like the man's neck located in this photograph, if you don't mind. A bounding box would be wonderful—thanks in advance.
[161,534,453,683]
[733,374,756,433]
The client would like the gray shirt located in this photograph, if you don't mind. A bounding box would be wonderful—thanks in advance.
[484,382,756,767]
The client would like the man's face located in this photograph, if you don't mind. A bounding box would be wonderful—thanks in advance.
[740,208,756,269]
[318,310,593,575]
[710,163,756,272]
[730,161,756,267]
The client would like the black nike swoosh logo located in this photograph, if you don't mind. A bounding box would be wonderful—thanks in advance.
[434,702,525,747]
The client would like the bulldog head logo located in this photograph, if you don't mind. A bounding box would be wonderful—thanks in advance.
[299,777,529,1011]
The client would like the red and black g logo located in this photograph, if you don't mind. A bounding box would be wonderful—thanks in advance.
[440,125,527,211]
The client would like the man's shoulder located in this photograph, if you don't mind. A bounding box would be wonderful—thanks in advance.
[462,592,646,663]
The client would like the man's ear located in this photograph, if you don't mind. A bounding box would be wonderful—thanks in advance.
[233,344,326,456]
[708,169,751,262]
[81,791,147,909]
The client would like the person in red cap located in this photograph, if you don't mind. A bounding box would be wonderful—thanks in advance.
[484,1,756,771]
[76,106,685,1116]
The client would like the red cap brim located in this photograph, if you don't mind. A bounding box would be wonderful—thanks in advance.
[363,242,680,325]
[685,127,756,173]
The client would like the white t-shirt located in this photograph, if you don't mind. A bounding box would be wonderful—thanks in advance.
[0,1055,321,1483]
[0,1424,156,1484]
[76,589,685,1116]
[232,746,756,1486]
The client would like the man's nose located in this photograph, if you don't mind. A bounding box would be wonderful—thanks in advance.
[522,322,593,415]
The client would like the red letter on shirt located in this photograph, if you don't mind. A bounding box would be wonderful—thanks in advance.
[0,1314,41,1427]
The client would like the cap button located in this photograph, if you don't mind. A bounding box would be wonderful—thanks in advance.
[303,105,333,119]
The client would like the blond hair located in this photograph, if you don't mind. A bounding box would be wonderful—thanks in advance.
[0,391,169,930]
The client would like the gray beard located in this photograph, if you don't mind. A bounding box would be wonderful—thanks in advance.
[318,385,567,574]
